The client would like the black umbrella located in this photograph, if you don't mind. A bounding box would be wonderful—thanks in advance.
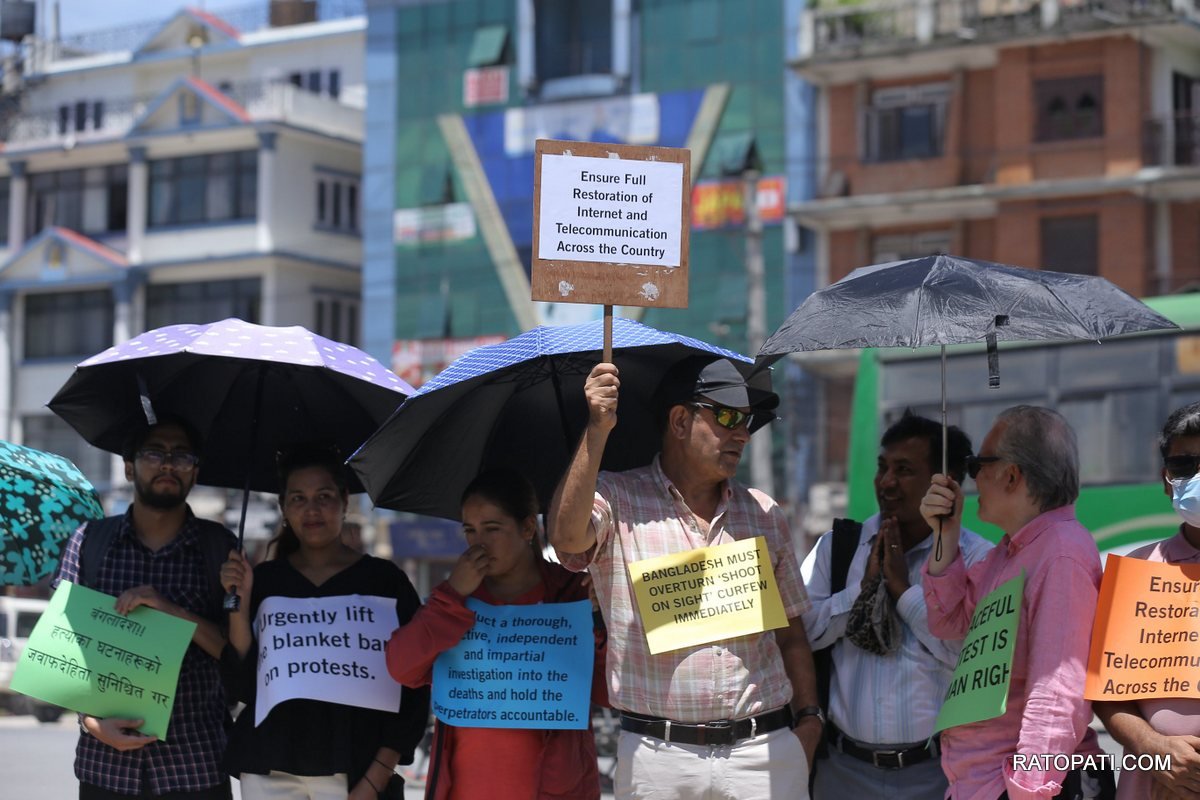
[50,318,413,493]
[348,318,754,521]
[49,318,414,608]
[758,254,1178,470]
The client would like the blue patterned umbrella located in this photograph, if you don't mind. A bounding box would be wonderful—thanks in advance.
[0,440,104,586]
[348,318,752,520]
[48,318,414,494]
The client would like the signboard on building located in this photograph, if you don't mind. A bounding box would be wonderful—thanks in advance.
[464,66,509,107]
[393,204,477,246]
[392,335,507,388]
[692,176,786,230]
[532,139,690,308]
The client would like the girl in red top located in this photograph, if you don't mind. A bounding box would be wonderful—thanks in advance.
[385,469,606,800]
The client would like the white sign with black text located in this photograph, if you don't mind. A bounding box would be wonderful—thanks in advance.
[537,154,684,269]
[253,594,401,726]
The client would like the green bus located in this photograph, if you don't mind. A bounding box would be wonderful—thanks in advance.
[844,293,1200,552]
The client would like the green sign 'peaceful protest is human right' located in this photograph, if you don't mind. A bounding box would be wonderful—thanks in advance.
[934,572,1024,733]
[11,581,196,739]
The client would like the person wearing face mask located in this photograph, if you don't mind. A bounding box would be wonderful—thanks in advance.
[1095,401,1200,800]
[385,469,607,800]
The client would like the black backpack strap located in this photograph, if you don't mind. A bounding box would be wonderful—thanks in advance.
[828,518,863,596]
[76,516,124,590]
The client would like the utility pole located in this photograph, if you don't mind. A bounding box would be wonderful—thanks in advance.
[743,168,774,497]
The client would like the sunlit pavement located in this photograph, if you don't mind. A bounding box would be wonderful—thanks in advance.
[0,712,1115,798]
[0,713,617,798]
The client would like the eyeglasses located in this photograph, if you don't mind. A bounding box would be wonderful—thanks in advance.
[1165,455,1200,482]
[690,401,772,432]
[136,449,199,471]
[965,455,1003,480]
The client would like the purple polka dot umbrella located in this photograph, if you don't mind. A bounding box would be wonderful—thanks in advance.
[49,318,413,496]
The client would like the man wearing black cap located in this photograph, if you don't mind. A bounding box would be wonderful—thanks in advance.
[549,358,821,799]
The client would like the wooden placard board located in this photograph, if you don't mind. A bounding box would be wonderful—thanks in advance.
[532,139,690,308]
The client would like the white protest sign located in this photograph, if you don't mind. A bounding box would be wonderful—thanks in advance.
[537,154,684,268]
[531,139,691,309]
[254,594,400,726]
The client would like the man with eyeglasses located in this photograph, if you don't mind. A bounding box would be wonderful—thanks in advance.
[1095,401,1200,800]
[53,417,237,800]
[549,356,820,799]
[801,411,992,798]
[920,406,1113,800]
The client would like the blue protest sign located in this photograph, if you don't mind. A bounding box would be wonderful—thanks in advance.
[431,599,593,730]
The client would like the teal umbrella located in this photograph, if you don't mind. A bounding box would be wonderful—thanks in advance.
[0,440,104,585]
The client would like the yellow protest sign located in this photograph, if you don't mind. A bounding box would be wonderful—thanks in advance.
[629,537,788,654]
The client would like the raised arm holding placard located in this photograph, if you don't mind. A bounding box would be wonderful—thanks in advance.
[548,356,821,799]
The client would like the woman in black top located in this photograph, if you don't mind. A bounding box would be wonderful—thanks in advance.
[220,446,429,799]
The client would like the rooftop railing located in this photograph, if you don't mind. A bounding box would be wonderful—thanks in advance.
[0,78,362,149]
[799,0,1192,62]
[52,0,364,58]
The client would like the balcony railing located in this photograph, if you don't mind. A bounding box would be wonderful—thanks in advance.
[0,79,363,149]
[1144,114,1200,167]
[800,0,1193,62]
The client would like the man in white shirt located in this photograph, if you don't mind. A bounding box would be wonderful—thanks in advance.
[801,412,992,798]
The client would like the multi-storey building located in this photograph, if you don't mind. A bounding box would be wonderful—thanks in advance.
[792,0,1200,487]
[0,0,366,513]
[363,0,820,553]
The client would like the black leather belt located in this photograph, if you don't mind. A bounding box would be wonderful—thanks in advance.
[826,721,940,770]
[619,707,793,747]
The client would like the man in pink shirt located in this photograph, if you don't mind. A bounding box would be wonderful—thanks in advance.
[1095,401,1200,800]
[920,405,1114,800]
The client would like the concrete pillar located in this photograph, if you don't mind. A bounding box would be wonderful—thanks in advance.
[256,131,276,252]
[0,290,13,441]
[7,160,27,252]
[112,272,141,343]
[1155,199,1172,296]
[127,146,148,265]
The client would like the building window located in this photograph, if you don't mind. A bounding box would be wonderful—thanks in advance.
[28,165,129,238]
[22,414,111,489]
[328,70,340,99]
[864,83,949,163]
[534,0,612,81]
[0,177,9,245]
[146,278,261,330]
[57,101,105,135]
[313,296,359,345]
[1035,76,1104,142]
[314,173,360,234]
[149,151,257,227]
[1041,215,1098,275]
[872,230,952,263]
[24,289,113,360]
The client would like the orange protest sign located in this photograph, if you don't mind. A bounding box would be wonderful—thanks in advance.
[1085,554,1200,701]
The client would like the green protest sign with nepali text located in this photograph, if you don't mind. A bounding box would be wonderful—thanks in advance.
[11,581,196,739]
[934,571,1024,733]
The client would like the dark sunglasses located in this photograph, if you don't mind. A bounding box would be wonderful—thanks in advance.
[965,455,1003,480]
[1165,455,1200,482]
[690,401,773,432]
